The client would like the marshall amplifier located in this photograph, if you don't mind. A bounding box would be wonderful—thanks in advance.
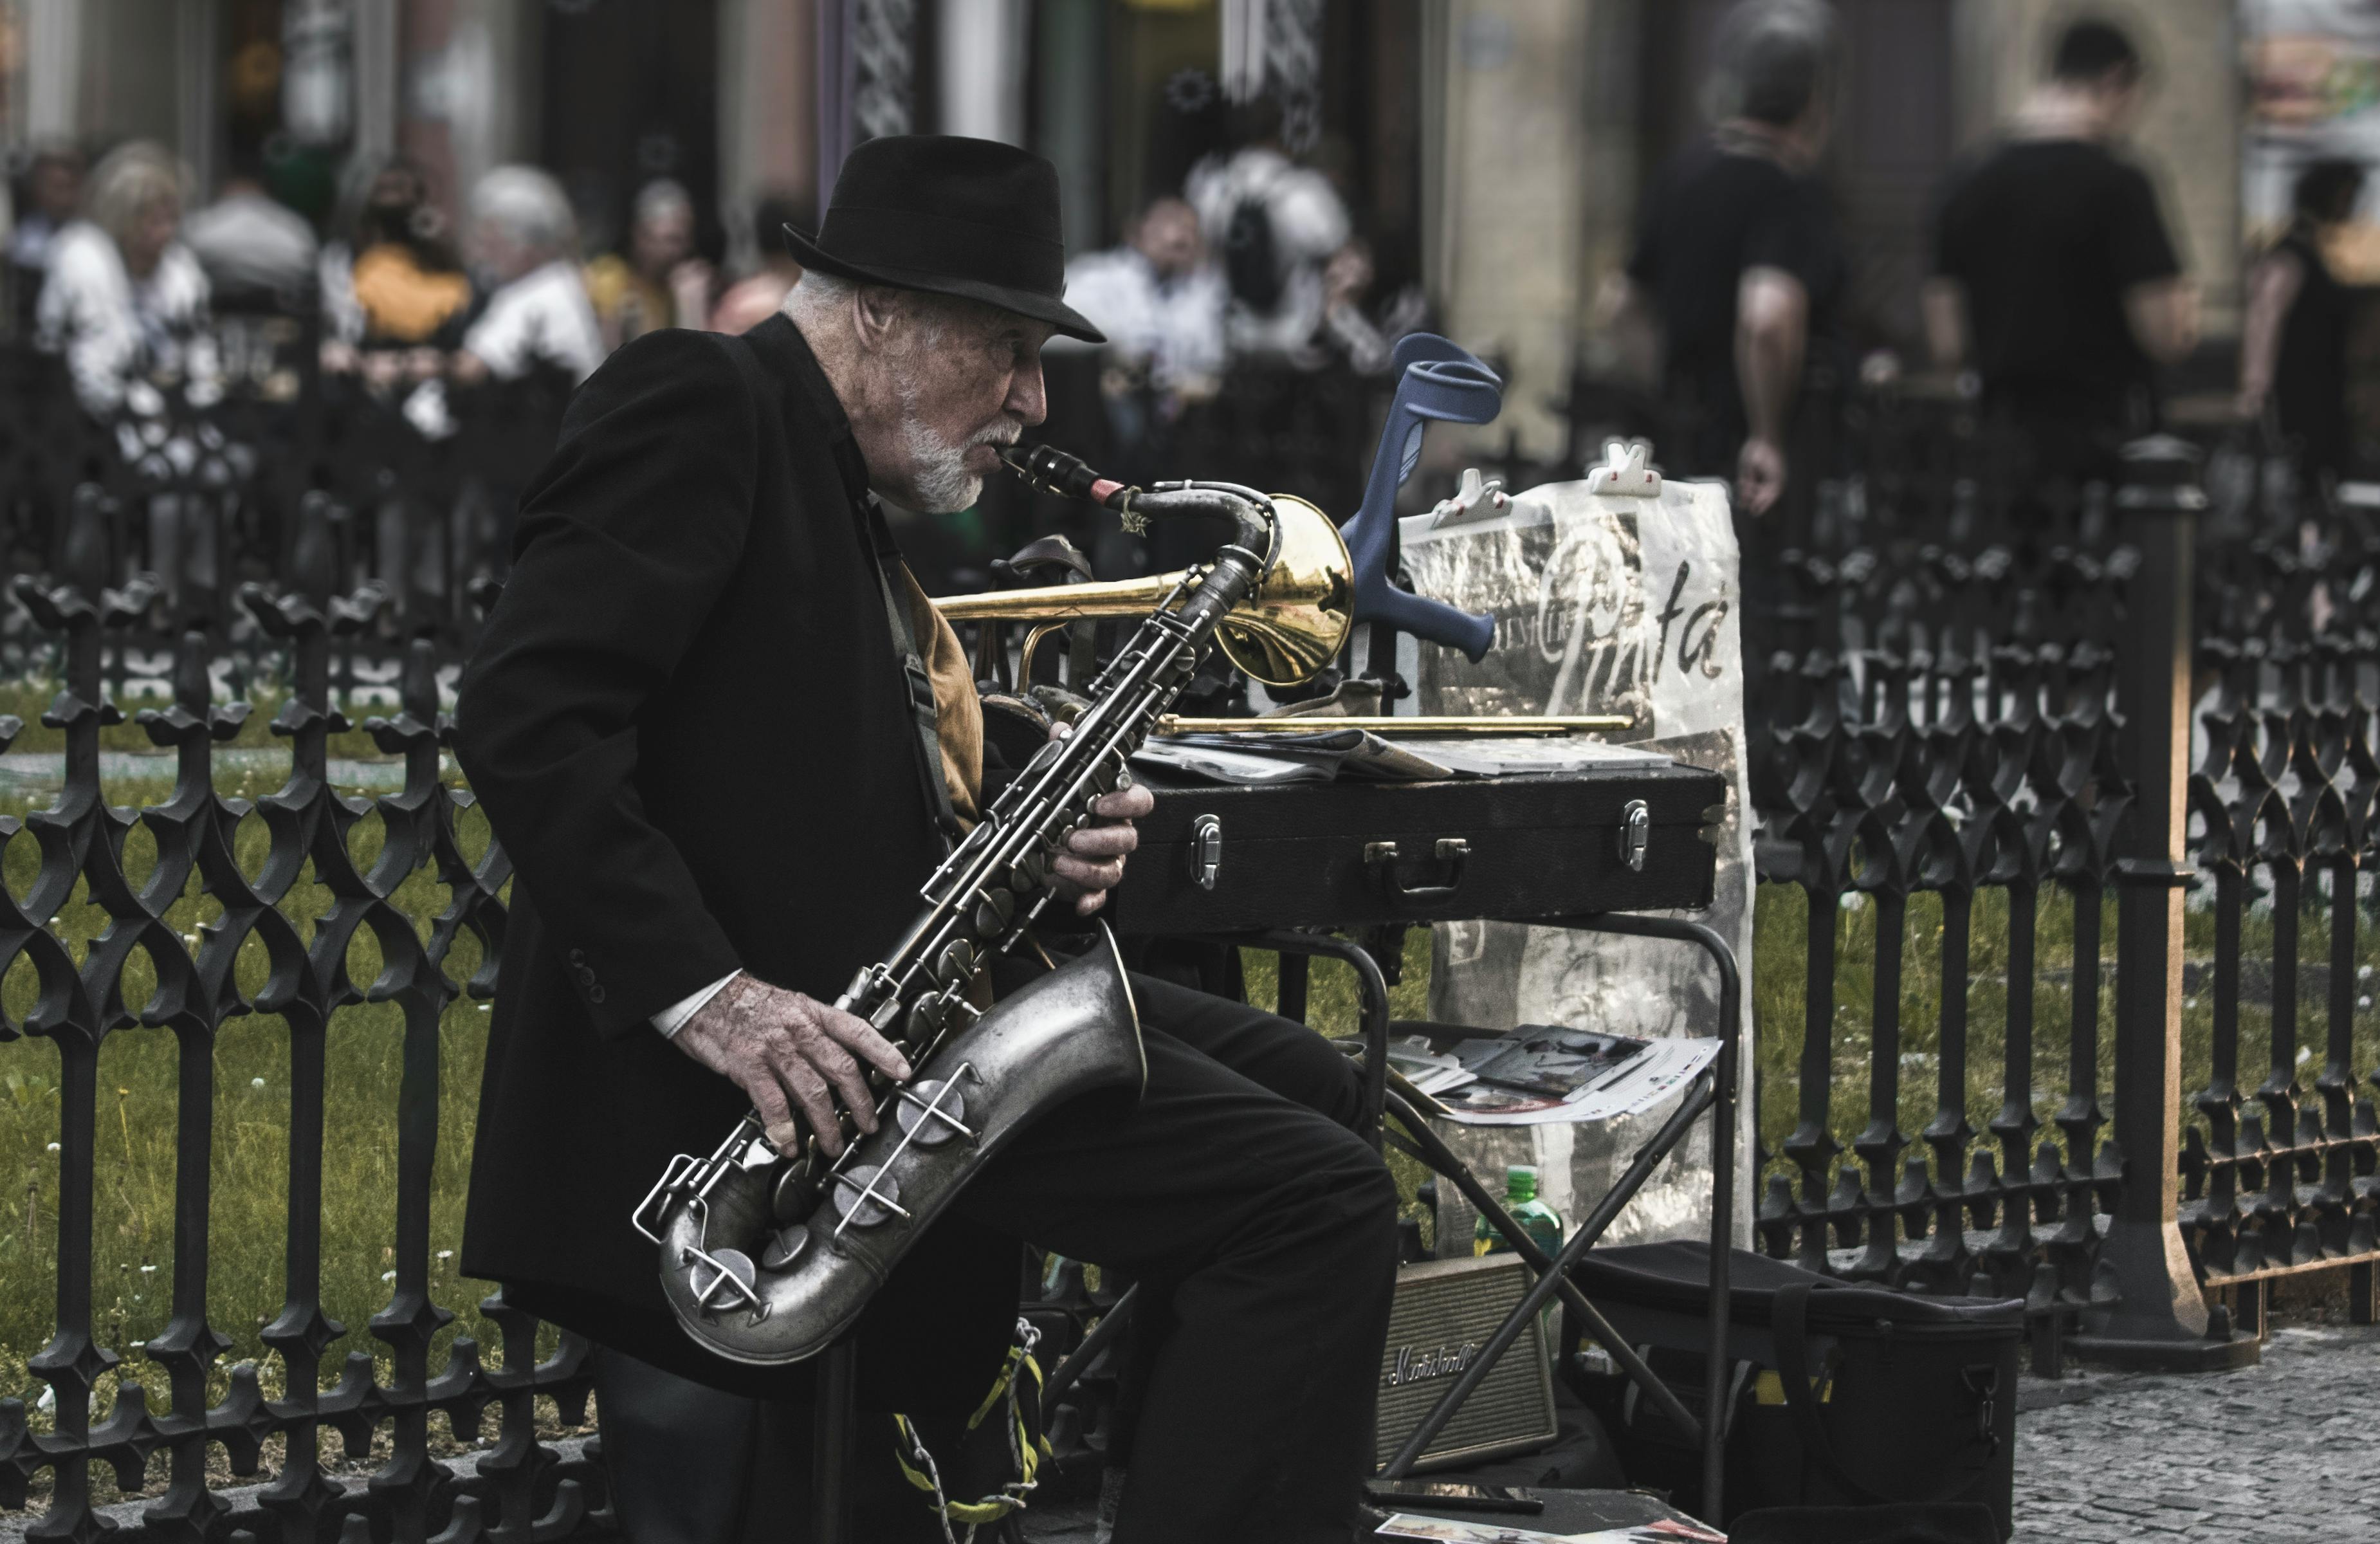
[1374,1254,1559,1473]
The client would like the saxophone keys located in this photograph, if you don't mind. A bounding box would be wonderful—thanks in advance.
[973,887,1014,935]
[906,993,949,1043]
[685,1245,759,1316]
[828,1165,910,1231]
[933,937,977,986]
[758,1222,810,1271]
[771,1161,821,1224]
[893,1078,974,1147]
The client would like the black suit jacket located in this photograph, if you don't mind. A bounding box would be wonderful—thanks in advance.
[453,315,1016,1408]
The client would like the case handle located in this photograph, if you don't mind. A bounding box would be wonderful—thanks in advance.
[1364,838,1469,901]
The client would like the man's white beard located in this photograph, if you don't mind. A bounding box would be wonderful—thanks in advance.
[894,363,1010,513]
[900,414,980,513]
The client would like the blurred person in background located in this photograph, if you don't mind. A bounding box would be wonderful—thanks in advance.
[1312,236,1427,375]
[2238,158,2365,488]
[1062,194,1228,403]
[1608,0,1842,519]
[585,177,714,349]
[1926,17,2197,490]
[1185,95,1350,363]
[454,165,605,386]
[9,140,85,289]
[183,151,318,314]
[320,155,472,377]
[35,140,215,415]
[1053,194,1231,576]
[707,190,807,333]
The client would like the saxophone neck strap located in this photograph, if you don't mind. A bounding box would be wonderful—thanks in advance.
[860,496,967,854]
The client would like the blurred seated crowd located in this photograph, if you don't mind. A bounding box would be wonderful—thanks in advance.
[2,95,1428,603]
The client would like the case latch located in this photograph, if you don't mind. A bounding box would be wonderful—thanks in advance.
[1618,800,1651,872]
[1191,813,1223,891]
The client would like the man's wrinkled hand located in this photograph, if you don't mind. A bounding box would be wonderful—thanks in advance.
[1048,722,1155,915]
[671,973,911,1158]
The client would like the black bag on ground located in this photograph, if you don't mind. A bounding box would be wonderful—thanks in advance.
[1565,1242,2021,1539]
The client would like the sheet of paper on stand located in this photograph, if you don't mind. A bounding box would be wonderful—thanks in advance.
[1373,1516,1578,1544]
[1133,727,1482,783]
[1387,1037,1479,1096]
[1452,1024,1649,1096]
[1414,1025,1721,1126]
[1375,1515,1725,1543]
[1128,738,1337,784]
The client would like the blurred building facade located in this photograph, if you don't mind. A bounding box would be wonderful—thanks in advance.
[0,0,2248,462]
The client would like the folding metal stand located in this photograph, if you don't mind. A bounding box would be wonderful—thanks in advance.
[1040,914,1741,1519]
[1371,914,1739,1518]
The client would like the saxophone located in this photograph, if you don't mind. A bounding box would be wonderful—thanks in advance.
[632,447,1332,1365]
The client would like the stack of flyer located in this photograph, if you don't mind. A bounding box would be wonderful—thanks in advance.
[1387,1024,1719,1126]
[1376,1513,1725,1542]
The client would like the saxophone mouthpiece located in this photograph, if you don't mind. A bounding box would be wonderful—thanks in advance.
[1001,445,1131,509]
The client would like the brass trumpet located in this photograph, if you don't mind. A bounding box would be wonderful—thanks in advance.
[934,492,1354,687]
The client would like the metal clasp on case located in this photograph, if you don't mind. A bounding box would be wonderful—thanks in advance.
[1618,800,1651,872]
[1192,813,1223,890]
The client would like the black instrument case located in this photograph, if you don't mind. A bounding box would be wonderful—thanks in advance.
[1104,760,1726,933]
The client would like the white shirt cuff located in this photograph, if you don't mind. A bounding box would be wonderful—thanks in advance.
[652,971,740,1038]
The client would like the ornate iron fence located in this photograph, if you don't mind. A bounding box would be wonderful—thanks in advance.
[1741,412,2380,1368]
[0,494,608,1543]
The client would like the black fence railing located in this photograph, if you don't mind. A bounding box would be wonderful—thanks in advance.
[0,509,604,1542]
[1728,394,2380,1366]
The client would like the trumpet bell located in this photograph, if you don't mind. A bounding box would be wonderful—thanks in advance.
[934,493,1353,686]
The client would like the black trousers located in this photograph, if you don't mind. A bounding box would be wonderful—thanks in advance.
[594,970,1400,1544]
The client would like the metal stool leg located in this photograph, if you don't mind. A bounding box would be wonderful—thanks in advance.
[1277,951,1310,1023]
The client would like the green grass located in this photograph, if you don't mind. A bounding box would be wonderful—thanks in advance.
[0,678,398,759]
[1747,880,2380,1195]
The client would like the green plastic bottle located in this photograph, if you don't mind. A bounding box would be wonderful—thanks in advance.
[1474,1164,1564,1260]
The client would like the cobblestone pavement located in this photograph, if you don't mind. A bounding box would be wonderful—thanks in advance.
[2012,1324,2380,1542]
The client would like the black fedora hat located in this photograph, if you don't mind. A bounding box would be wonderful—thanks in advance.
[785,134,1105,344]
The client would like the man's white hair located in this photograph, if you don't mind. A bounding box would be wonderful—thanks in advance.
[470,165,578,258]
[782,269,859,330]
[782,270,975,352]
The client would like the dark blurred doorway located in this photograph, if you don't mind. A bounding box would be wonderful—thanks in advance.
[540,0,722,259]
